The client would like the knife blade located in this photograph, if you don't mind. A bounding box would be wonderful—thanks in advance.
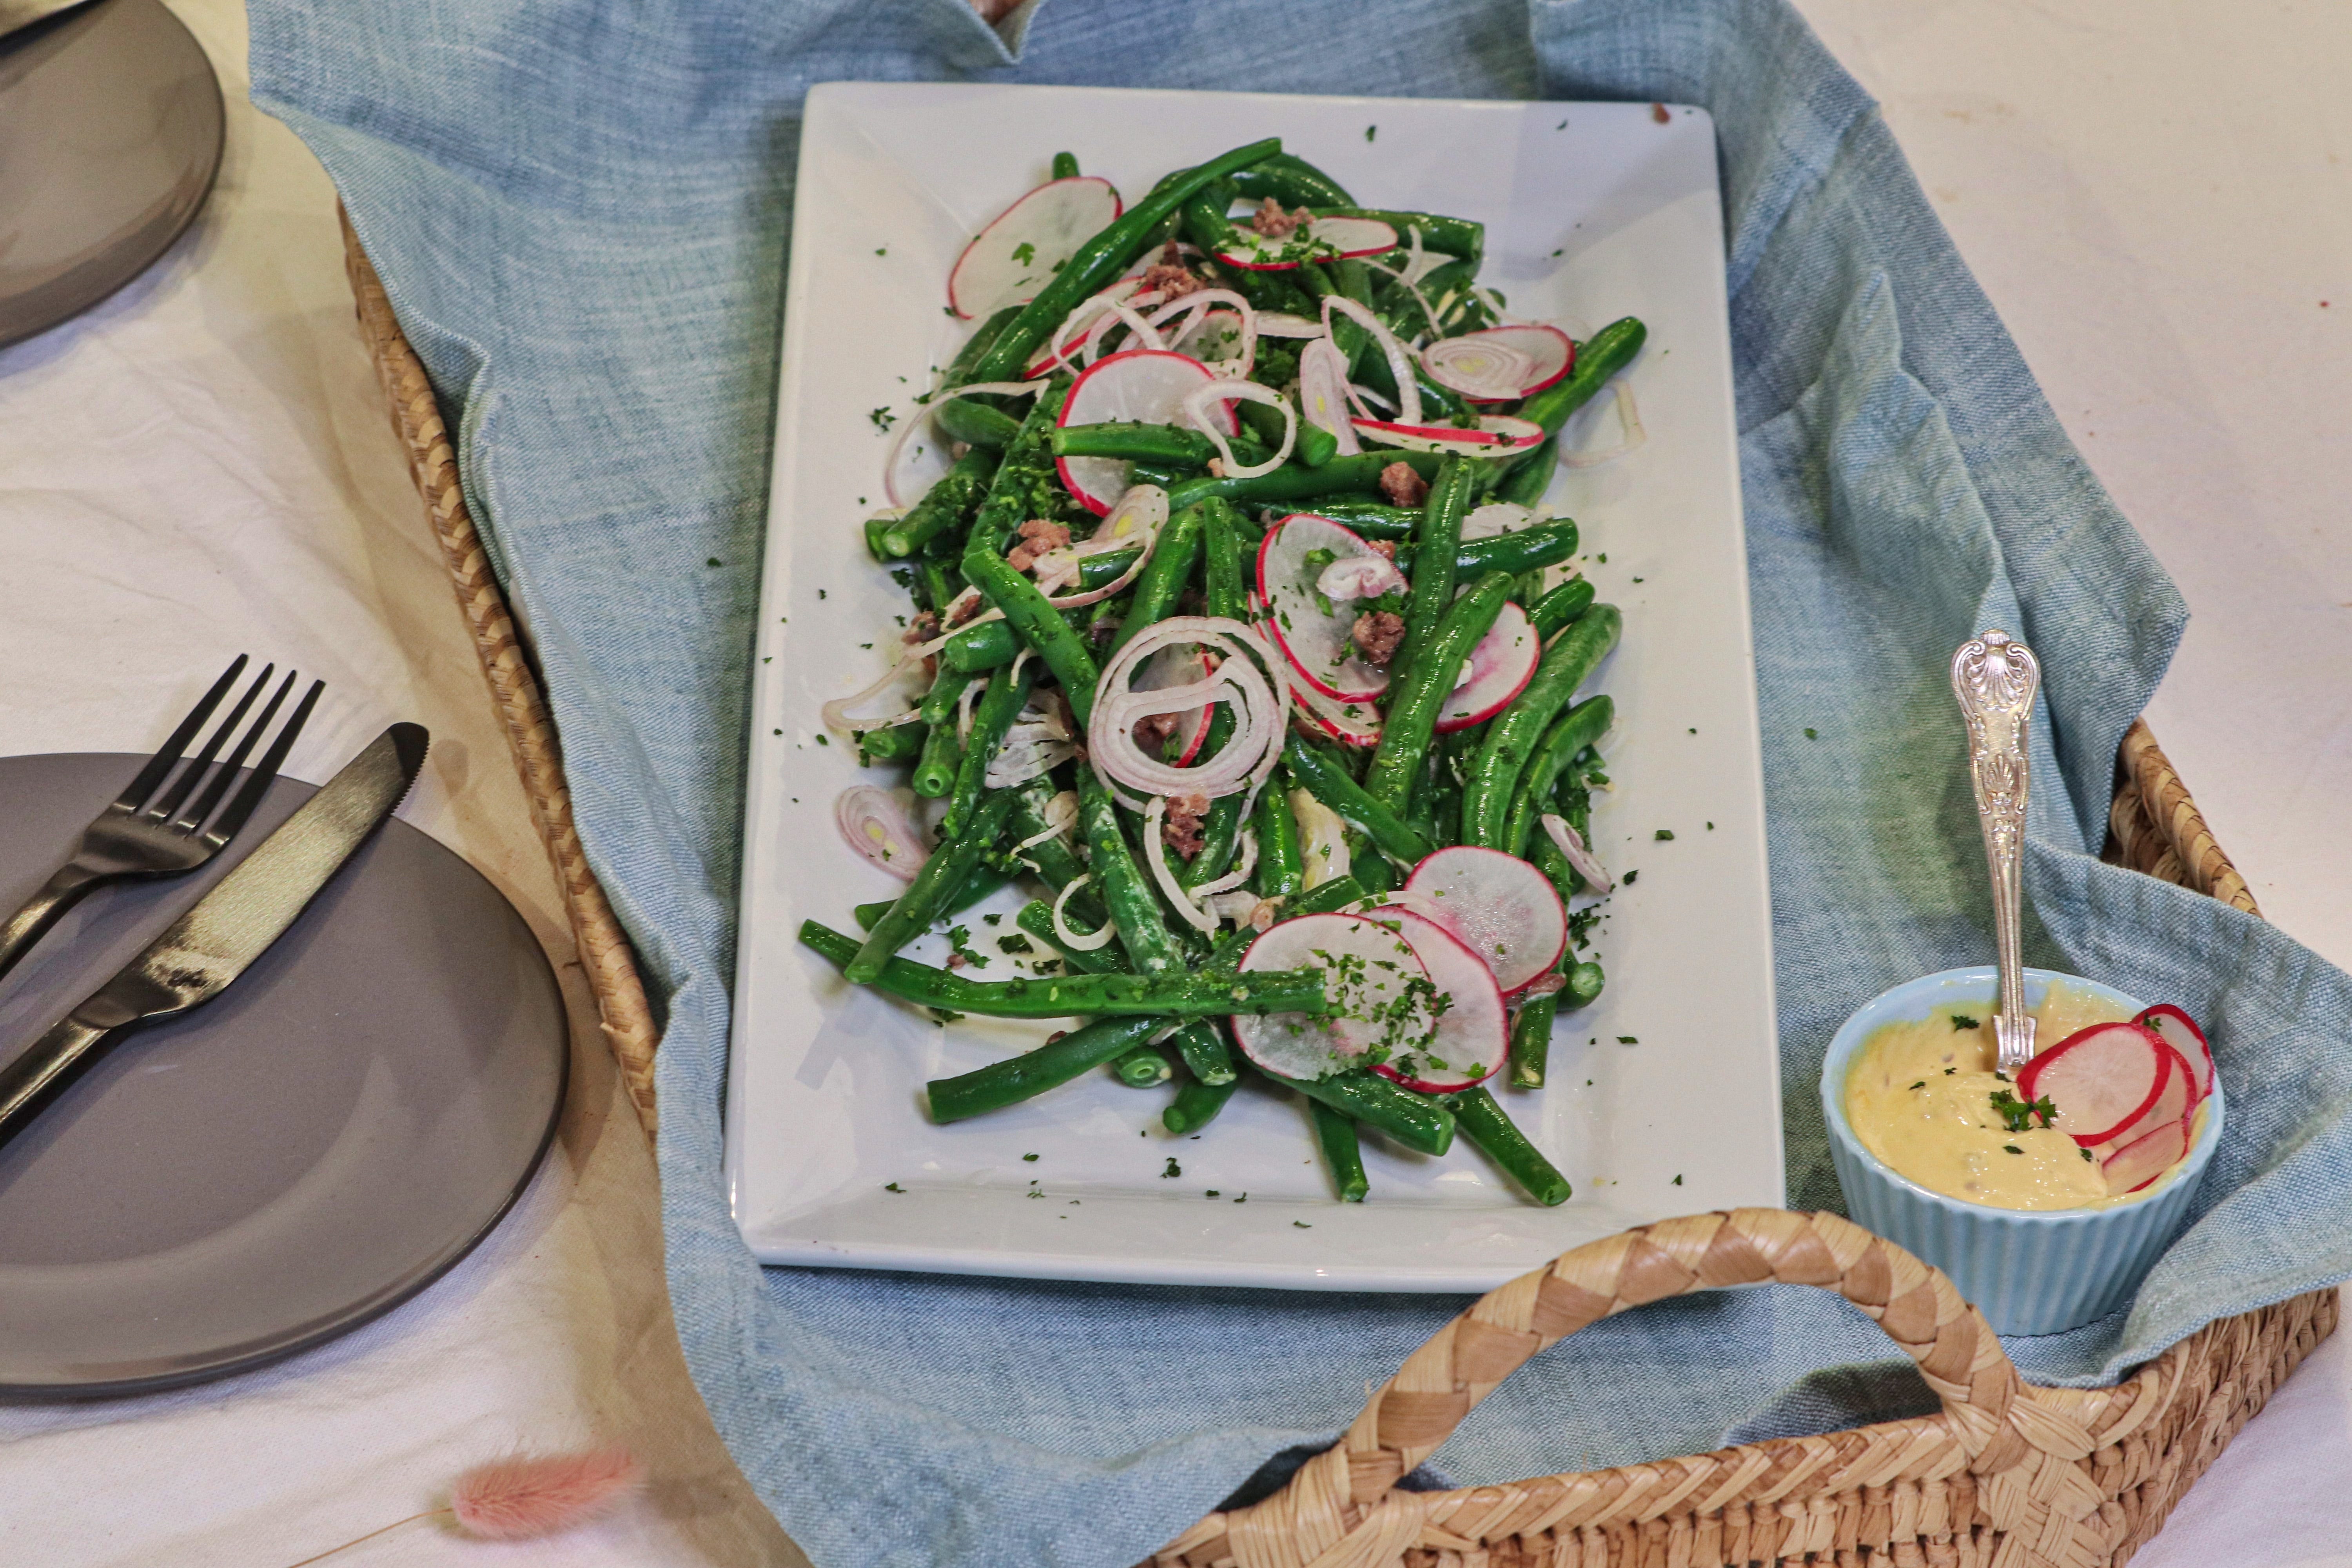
[0,722,428,1148]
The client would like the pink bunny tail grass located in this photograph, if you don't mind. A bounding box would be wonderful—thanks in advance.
[448,1445,642,1540]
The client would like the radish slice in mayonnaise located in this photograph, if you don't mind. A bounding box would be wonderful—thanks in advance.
[1229,913,1434,1081]
[948,175,1122,320]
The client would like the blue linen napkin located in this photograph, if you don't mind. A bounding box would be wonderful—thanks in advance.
[248,1,2352,1563]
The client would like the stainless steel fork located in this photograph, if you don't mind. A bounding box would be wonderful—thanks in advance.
[0,656,324,984]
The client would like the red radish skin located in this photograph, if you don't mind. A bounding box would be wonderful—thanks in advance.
[1288,675,1381,748]
[2135,1005,2214,1103]
[1055,350,1232,514]
[2102,1117,2190,1196]
[1132,644,1213,767]
[1214,216,1398,271]
[2090,1042,2190,1156]
[1229,913,1434,1081]
[1256,514,1396,702]
[1402,846,1568,996]
[1362,908,1508,1093]
[1434,601,1538,733]
[948,176,1122,320]
[2016,1022,2168,1145]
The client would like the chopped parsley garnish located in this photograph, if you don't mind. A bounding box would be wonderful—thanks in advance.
[1989,1087,2057,1132]
[1616,1035,1638,1045]
[1672,1174,1682,1185]
[1909,1080,1927,1091]
[1804,727,1818,739]
[1011,240,1036,266]
[1654,829,1675,840]
[1161,1157,1182,1178]
[884,1182,905,1192]
[2002,1145,2024,1155]
[944,925,987,968]
[997,934,1034,955]
[1022,1152,1039,1162]
[1952,1014,1980,1029]
[869,406,897,432]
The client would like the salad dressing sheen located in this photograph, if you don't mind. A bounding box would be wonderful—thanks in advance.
[1843,987,2136,1211]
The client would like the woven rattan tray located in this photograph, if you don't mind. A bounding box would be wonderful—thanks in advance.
[341,222,2333,1568]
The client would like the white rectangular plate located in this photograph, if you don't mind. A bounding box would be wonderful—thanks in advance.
[727,82,1780,1290]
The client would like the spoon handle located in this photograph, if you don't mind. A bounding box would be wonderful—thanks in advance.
[1952,630,2042,1074]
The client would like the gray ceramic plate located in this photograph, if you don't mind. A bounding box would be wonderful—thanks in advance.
[0,754,566,1397]
[0,0,224,348]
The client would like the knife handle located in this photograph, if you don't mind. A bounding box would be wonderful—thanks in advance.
[0,1013,118,1151]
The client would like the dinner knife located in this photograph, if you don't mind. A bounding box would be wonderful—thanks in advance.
[0,722,428,1150]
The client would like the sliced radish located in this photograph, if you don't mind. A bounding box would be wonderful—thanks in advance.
[1288,672,1381,748]
[1403,846,1568,996]
[949,176,1122,320]
[1230,913,1433,1081]
[1215,215,1398,271]
[1459,502,1535,542]
[1421,325,1575,403]
[1025,276,1152,378]
[2136,1005,2214,1103]
[1256,514,1398,702]
[1055,350,1233,515]
[2091,1041,2192,1158]
[1353,416,1547,457]
[1362,907,1507,1093]
[1433,601,1538,733]
[1296,338,1362,458]
[2103,1118,2189,1197]
[1132,643,1213,766]
[2016,1022,2167,1145]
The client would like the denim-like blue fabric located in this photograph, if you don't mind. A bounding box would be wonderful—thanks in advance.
[247,1,2352,1563]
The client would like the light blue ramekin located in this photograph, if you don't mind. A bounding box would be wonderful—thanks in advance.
[1821,966,2224,1336]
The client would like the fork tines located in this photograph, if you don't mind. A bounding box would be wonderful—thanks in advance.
[122,656,326,847]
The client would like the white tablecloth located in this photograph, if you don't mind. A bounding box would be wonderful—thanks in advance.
[0,2,2344,1563]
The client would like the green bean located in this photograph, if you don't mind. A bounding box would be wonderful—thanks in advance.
[1527,577,1597,640]
[1493,434,1556,508]
[1167,497,1254,890]
[864,511,897,563]
[1503,696,1614,857]
[1309,1099,1370,1201]
[912,720,962,797]
[1394,520,1581,580]
[1077,767,1186,974]
[1111,503,1203,655]
[878,446,1002,557]
[1283,735,1434,868]
[1238,397,1336,468]
[848,722,925,764]
[1353,341,1472,424]
[1364,570,1512,810]
[1394,457,1475,688]
[1447,1087,1570,1205]
[1508,977,1561,1088]
[1011,893,1232,1084]
[852,866,1007,933]
[844,789,1014,984]
[1182,192,1321,316]
[1014,898,1117,972]
[933,395,1026,451]
[1051,151,1080,180]
[1163,1075,1240,1134]
[1298,499,1419,537]
[940,657,1034,839]
[972,138,1282,383]
[926,1015,1165,1122]
[1567,960,1604,1007]
[1252,782,1303,898]
[1112,1043,1174,1087]
[1167,1020,1237,1086]
[1128,461,1195,491]
[917,551,963,617]
[919,663,974,726]
[1515,318,1646,443]
[1233,152,1355,208]
[963,380,1074,557]
[1463,605,1621,849]
[1004,778,1089,897]
[1163,449,1441,512]
[806,920,1325,1018]
[1272,1070,1454,1156]
[962,550,1101,725]
[1317,208,1483,268]
[1054,422,1220,466]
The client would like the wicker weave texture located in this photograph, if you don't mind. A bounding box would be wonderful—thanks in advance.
[340,215,661,1135]
[334,221,2329,1568]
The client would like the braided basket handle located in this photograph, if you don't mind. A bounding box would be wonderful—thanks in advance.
[1317,1209,2044,1511]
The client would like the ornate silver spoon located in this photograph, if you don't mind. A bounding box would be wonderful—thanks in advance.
[1952,629,2043,1074]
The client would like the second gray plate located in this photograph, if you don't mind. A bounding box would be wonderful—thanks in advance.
[0,753,566,1397]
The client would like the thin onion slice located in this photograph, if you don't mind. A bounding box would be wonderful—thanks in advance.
[1032,483,1167,608]
[1087,615,1290,813]
[1296,338,1361,457]
[821,650,935,736]
[1144,287,1256,379]
[1144,796,1221,935]
[1188,826,1259,901]
[1421,336,1535,401]
[1051,874,1117,951]
[1321,296,1421,427]
[836,787,927,881]
[880,377,1048,506]
[1540,813,1614,895]
[1012,789,1079,855]
[1253,312,1326,338]
[1183,381,1294,479]
[1561,380,1648,469]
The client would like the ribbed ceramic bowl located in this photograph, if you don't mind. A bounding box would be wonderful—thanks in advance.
[1821,966,2223,1336]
